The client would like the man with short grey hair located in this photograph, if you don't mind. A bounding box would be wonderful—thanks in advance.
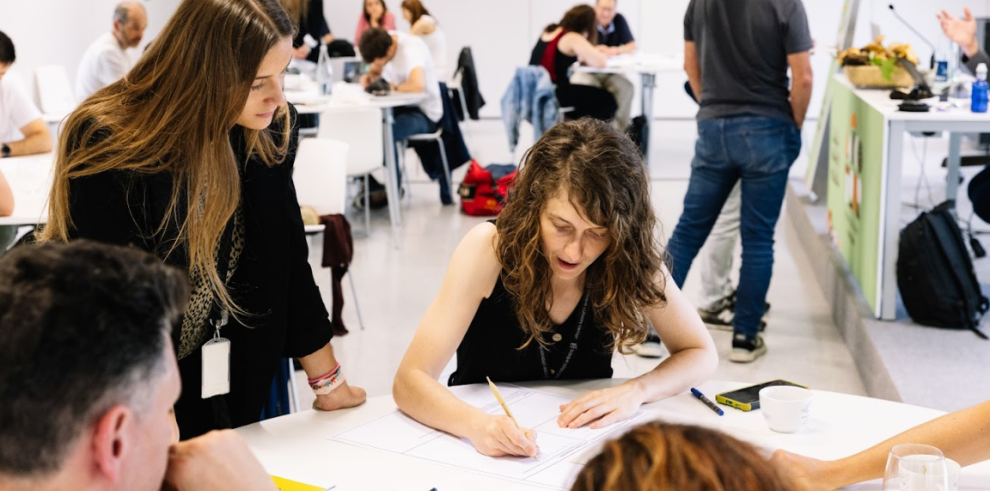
[75,1,148,101]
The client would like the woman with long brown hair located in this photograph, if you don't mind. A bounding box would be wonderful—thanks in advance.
[530,5,616,122]
[400,0,448,80]
[42,0,366,438]
[281,0,335,62]
[572,421,794,491]
[355,0,396,46]
[393,119,717,457]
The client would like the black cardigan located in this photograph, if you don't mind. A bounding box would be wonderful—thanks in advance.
[66,105,332,438]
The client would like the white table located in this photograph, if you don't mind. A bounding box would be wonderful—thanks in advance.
[573,53,683,169]
[285,87,427,248]
[831,75,990,320]
[0,152,54,227]
[236,379,990,490]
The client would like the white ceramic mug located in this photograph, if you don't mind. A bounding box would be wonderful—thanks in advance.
[759,386,812,433]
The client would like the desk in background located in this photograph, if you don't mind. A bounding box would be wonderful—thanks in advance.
[285,85,426,249]
[573,53,682,170]
[827,74,990,320]
[237,379,990,490]
[0,152,54,228]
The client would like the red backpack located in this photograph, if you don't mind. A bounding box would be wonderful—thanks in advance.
[458,160,517,216]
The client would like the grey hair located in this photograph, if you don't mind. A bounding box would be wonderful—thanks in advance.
[113,4,130,23]
[113,2,145,25]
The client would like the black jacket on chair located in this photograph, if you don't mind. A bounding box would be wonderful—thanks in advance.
[65,105,334,439]
[455,47,485,120]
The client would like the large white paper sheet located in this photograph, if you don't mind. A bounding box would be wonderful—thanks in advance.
[330,384,648,489]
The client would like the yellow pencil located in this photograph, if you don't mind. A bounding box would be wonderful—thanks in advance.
[486,376,538,459]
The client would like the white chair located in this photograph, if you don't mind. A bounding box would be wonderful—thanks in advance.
[34,65,75,124]
[317,106,392,237]
[397,129,452,206]
[293,137,366,332]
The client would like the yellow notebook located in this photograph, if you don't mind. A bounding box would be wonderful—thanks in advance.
[271,475,334,491]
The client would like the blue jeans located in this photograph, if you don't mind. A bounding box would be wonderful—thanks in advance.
[667,116,802,337]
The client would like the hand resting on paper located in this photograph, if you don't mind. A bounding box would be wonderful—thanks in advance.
[467,414,540,458]
[557,381,646,430]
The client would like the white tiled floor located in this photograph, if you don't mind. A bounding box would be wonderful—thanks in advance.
[296,119,867,410]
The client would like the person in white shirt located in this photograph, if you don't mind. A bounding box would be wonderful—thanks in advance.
[0,31,53,160]
[358,28,448,203]
[75,1,148,102]
[400,0,448,81]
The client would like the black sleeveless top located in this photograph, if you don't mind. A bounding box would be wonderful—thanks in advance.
[528,30,576,86]
[448,274,615,386]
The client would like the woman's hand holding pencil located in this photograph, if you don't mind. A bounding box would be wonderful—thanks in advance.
[462,378,540,459]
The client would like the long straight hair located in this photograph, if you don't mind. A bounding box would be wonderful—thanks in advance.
[43,0,295,317]
[400,0,431,26]
[363,0,388,23]
[280,0,310,24]
[544,4,598,44]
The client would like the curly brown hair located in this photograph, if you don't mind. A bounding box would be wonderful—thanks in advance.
[496,119,665,351]
[571,422,794,491]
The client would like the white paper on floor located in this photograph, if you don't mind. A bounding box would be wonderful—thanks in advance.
[329,384,649,489]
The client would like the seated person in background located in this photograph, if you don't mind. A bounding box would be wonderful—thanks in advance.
[355,0,396,46]
[771,399,990,491]
[393,119,718,458]
[281,0,335,63]
[76,2,147,102]
[401,0,448,81]
[572,421,795,491]
[530,5,616,123]
[358,27,450,203]
[570,0,636,131]
[938,7,990,74]
[0,31,53,159]
[0,241,277,491]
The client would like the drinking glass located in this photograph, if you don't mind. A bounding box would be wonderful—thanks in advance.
[883,444,951,491]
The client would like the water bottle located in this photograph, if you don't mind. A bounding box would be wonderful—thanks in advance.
[934,39,949,83]
[315,42,333,96]
[971,63,988,113]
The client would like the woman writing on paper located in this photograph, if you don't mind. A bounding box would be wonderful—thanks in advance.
[393,119,718,458]
[42,0,365,439]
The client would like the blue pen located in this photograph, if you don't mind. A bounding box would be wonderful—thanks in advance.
[690,387,724,416]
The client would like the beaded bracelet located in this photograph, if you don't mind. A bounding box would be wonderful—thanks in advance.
[309,364,344,395]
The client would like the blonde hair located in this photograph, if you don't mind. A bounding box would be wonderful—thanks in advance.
[42,0,295,317]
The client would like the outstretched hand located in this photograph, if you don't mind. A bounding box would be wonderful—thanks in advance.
[937,7,980,58]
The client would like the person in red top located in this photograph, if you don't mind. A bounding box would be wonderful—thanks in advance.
[527,5,615,123]
[355,0,396,46]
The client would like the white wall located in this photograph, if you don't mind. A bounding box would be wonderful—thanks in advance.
[0,0,181,106]
[2,0,987,119]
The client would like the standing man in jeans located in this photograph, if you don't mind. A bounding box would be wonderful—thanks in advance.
[666,0,813,362]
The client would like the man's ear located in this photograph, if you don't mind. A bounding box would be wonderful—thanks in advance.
[90,405,133,484]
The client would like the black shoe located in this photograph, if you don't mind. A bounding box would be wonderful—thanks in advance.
[729,333,767,363]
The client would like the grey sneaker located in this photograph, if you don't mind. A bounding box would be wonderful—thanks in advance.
[632,332,664,358]
[698,291,769,332]
[729,333,767,363]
